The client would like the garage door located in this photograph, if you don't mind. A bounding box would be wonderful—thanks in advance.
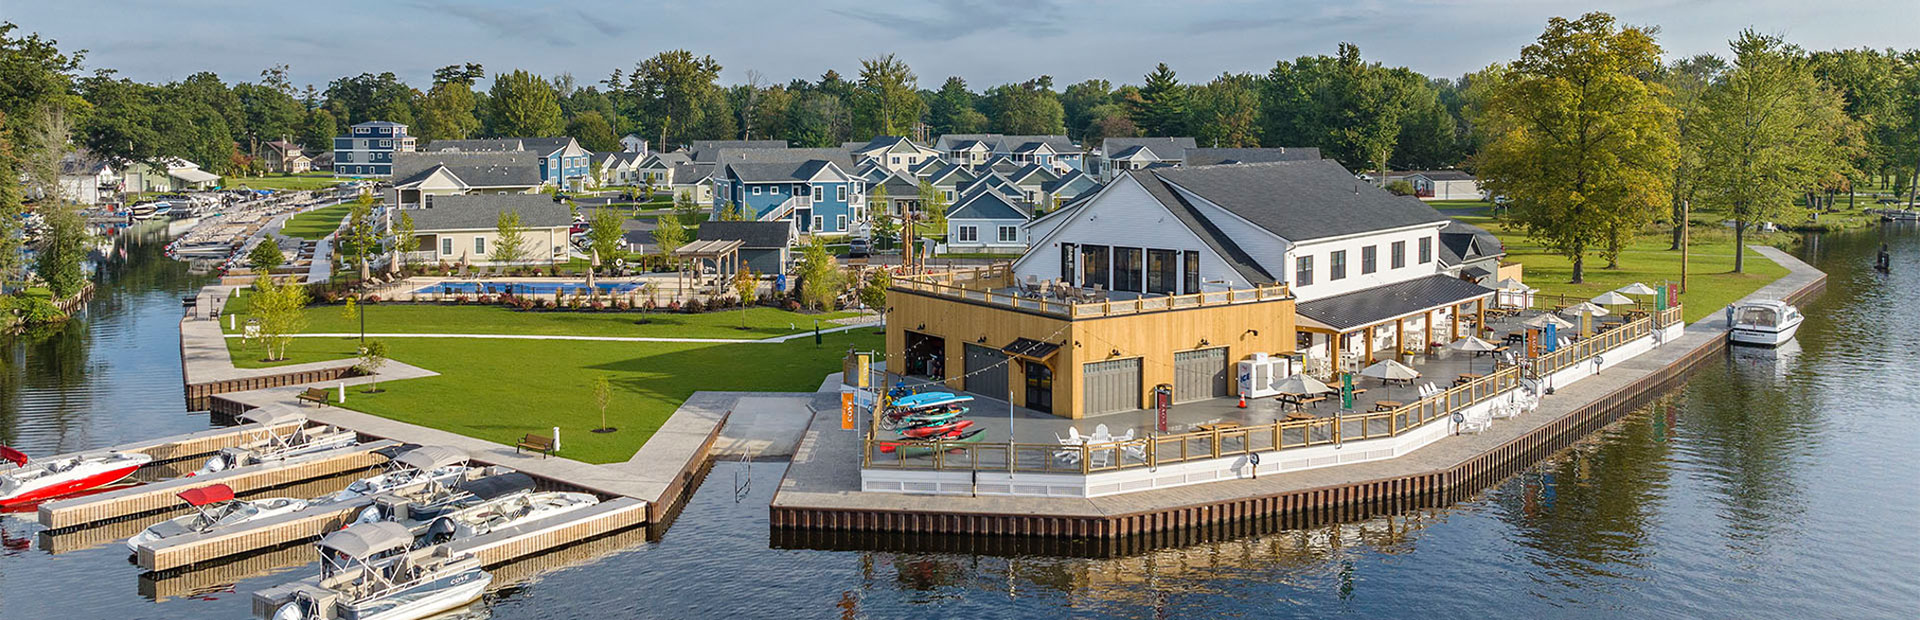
[1082,358,1142,415]
[1173,347,1230,403]
[964,344,1008,399]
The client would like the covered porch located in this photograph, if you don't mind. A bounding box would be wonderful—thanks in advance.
[1294,275,1498,379]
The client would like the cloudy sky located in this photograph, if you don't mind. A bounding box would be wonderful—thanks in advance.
[12,0,1919,90]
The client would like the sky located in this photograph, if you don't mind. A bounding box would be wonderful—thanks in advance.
[10,0,1920,91]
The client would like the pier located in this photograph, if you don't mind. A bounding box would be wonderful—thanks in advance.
[37,440,397,530]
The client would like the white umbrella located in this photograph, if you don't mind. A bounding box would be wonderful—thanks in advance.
[1615,282,1657,295]
[1561,301,1610,317]
[1449,336,1501,373]
[1590,291,1635,306]
[1272,374,1334,395]
[1358,359,1421,383]
[1524,313,1575,329]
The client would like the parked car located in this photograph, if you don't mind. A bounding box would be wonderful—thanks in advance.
[848,237,871,258]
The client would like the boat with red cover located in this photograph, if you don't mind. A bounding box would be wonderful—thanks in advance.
[0,446,152,506]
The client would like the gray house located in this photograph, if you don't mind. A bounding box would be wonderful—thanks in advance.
[405,194,573,266]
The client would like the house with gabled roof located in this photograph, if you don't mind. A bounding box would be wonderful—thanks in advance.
[1093,137,1195,180]
[1383,170,1482,201]
[1182,147,1321,167]
[386,151,547,207]
[711,158,865,235]
[847,136,943,174]
[57,148,120,205]
[262,140,314,174]
[333,121,415,177]
[403,193,573,266]
[934,134,1083,172]
[917,163,977,204]
[944,185,1031,254]
[418,137,594,192]
[595,151,646,187]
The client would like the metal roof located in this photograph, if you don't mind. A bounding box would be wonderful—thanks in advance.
[407,194,572,231]
[1148,159,1450,242]
[1296,274,1495,331]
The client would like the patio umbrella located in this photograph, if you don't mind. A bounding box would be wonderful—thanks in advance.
[1448,336,1501,373]
[1615,282,1658,295]
[1272,374,1334,395]
[1523,313,1575,329]
[1358,359,1421,385]
[1590,291,1635,306]
[1561,301,1610,317]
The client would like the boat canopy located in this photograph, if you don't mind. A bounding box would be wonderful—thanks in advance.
[458,472,536,502]
[238,404,307,427]
[394,446,469,471]
[177,483,235,506]
[319,521,414,560]
[0,446,27,467]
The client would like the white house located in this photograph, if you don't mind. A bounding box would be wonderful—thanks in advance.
[619,133,649,155]
[1386,170,1482,201]
[387,151,546,207]
[57,149,120,205]
[847,136,944,175]
[944,186,1030,254]
[404,194,573,266]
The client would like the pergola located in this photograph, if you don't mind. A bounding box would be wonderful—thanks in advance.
[673,238,743,296]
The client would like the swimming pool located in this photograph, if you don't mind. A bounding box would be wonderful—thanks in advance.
[413,281,648,295]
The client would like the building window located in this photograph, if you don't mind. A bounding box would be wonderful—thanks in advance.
[441,238,452,255]
[837,185,847,202]
[958,225,978,242]
[1391,241,1406,269]
[1183,250,1200,294]
[1113,247,1144,293]
[770,185,781,195]
[1361,245,1377,275]
[1419,236,1433,264]
[837,215,847,230]
[752,186,762,195]
[1146,249,1178,295]
[811,186,823,201]
[944,190,955,201]
[1081,244,1110,289]
[891,156,900,164]
[1296,255,1314,286]
[812,215,823,231]
[475,237,486,255]
[1331,251,1347,281]
[997,225,1017,242]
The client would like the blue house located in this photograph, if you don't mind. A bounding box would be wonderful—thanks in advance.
[418,137,594,191]
[714,160,864,235]
[333,121,417,177]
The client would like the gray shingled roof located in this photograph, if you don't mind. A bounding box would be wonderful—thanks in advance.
[1439,220,1503,265]
[408,194,571,231]
[1150,159,1448,242]
[1295,274,1494,330]
[423,139,523,153]
[1182,147,1320,166]
[688,140,789,162]
[696,220,795,248]
[1101,137,1195,158]
[1398,169,1476,182]
[1128,172,1276,285]
[391,152,544,187]
[724,160,837,183]
[948,186,1029,220]
[712,147,856,171]
[934,133,1079,154]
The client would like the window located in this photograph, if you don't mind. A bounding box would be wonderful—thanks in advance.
[1330,251,1347,280]
[1295,255,1313,286]
[474,237,486,255]
[811,186,823,201]
[1113,247,1144,293]
[1391,241,1406,269]
[998,225,1017,242]
[1183,250,1200,294]
[770,185,781,195]
[811,215,822,231]
[1361,245,1377,274]
[441,238,452,255]
[891,156,900,164]
[944,190,955,201]
[837,215,847,230]
[752,186,762,195]
[958,225,978,242]
[1081,244,1110,289]
[837,185,847,201]
[1146,249,1178,295]
[1419,236,1433,264]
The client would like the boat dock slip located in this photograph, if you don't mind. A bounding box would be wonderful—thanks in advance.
[37,440,399,530]
[251,497,648,617]
[34,418,307,466]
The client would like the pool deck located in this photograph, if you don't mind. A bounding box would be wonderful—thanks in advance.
[768,245,1829,538]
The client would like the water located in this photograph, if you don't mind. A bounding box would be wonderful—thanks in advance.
[2,226,1917,619]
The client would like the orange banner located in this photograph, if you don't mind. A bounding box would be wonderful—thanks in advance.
[840,391,856,430]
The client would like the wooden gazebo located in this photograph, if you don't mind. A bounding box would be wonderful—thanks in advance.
[673,238,743,296]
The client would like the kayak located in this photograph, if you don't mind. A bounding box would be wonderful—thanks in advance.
[900,420,973,439]
[890,392,973,411]
[878,428,986,455]
[881,409,964,430]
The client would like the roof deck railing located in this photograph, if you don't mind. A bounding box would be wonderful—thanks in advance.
[890,264,1291,319]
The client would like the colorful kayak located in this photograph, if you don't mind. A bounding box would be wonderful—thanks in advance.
[900,420,974,438]
[878,429,986,455]
[889,392,974,411]
[881,408,964,430]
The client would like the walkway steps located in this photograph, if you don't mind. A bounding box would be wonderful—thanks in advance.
[251,497,647,617]
[37,440,398,530]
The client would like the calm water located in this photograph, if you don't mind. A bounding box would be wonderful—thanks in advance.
[1,226,1916,619]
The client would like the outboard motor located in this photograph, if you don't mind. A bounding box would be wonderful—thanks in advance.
[422,516,458,547]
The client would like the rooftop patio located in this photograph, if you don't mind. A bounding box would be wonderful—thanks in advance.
[890,264,1291,319]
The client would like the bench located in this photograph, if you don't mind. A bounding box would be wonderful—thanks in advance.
[516,433,555,458]
[296,388,330,406]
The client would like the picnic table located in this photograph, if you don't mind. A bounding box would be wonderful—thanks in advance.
[1454,373,1483,386]
[1285,412,1316,422]
[1277,393,1328,411]
[1373,400,1404,412]
[1195,421,1243,432]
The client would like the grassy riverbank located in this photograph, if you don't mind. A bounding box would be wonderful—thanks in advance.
[280,203,352,240]
[221,292,860,339]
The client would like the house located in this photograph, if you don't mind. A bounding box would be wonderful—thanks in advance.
[595,151,646,187]
[619,134,649,154]
[403,194,572,266]
[1384,170,1481,200]
[858,165,925,218]
[1093,137,1195,180]
[419,137,595,192]
[309,151,334,172]
[944,185,1030,254]
[933,134,1083,172]
[634,152,691,187]
[262,140,313,174]
[387,151,547,207]
[1436,220,1514,285]
[846,136,943,174]
[333,121,416,177]
[56,149,120,205]
[123,158,220,193]
[1040,169,1101,212]
[695,220,798,274]
[916,163,977,204]
[711,158,864,235]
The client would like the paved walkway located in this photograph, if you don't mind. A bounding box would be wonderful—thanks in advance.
[770,245,1828,518]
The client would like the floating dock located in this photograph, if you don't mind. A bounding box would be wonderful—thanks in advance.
[37,417,307,466]
[37,440,398,530]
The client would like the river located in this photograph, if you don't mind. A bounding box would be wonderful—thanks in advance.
[0,224,1915,619]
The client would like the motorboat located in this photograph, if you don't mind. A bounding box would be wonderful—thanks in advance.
[192,406,359,476]
[322,446,475,505]
[412,474,599,545]
[271,522,491,620]
[1727,299,1804,347]
[0,446,152,506]
[126,483,308,552]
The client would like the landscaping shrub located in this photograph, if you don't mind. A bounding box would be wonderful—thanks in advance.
[785,299,801,311]
[476,294,493,304]
[683,298,705,313]
[364,295,381,304]
[455,294,470,304]
[614,300,631,311]
[589,300,606,311]
[543,300,557,309]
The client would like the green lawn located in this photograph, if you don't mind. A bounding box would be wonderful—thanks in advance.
[222,291,860,339]
[1443,202,1788,323]
[227,173,344,192]
[225,328,882,463]
[281,203,352,240]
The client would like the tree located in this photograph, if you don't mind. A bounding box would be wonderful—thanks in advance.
[1658,54,1728,250]
[672,191,703,224]
[566,110,620,151]
[592,374,615,433]
[733,264,757,327]
[927,77,986,135]
[854,54,926,138]
[1060,79,1114,140]
[984,77,1065,135]
[489,209,530,264]
[1129,63,1189,137]
[917,180,948,242]
[1189,73,1261,147]
[389,210,417,271]
[300,107,337,152]
[249,237,282,274]
[795,239,844,310]
[631,50,723,148]
[249,276,309,362]
[35,204,87,298]
[488,70,563,137]
[1384,179,1416,196]
[587,207,627,269]
[344,194,379,282]
[419,64,483,142]
[1475,13,1678,283]
[1694,31,1858,272]
[857,269,890,313]
[357,339,389,393]
[652,213,687,257]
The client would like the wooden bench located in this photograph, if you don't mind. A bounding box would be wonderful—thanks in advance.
[296,388,330,406]
[516,433,555,458]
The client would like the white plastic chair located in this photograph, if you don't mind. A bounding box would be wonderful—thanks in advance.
[1091,424,1111,443]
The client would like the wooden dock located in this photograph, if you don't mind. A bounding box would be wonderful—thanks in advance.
[38,418,306,466]
[37,440,398,530]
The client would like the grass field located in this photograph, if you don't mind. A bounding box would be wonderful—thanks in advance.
[221,291,861,339]
[225,329,882,463]
[1439,201,1788,322]
[281,203,352,240]
[227,173,344,192]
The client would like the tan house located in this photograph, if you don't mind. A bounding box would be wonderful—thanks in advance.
[405,194,572,266]
[262,140,313,174]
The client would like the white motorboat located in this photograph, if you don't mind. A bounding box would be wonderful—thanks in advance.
[271,522,492,620]
[412,473,599,545]
[126,483,308,552]
[192,406,358,476]
[1727,299,1804,347]
[323,446,475,506]
[0,446,152,506]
